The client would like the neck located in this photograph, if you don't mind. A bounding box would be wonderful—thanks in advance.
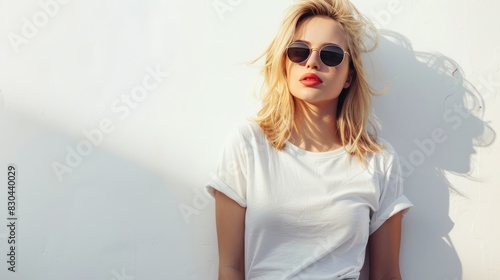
[289,98,342,152]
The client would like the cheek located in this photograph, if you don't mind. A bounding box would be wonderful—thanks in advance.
[285,61,295,79]
[286,65,299,87]
[331,67,349,84]
[287,64,300,82]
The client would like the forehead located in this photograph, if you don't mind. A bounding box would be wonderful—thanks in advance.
[293,16,348,49]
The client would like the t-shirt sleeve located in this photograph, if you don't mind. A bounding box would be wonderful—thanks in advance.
[204,127,249,208]
[369,145,413,234]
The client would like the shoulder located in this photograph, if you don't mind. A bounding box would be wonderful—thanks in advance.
[228,120,266,143]
[371,137,401,170]
[232,120,261,136]
[376,137,398,157]
[223,121,267,150]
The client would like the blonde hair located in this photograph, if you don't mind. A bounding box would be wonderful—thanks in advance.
[250,0,383,162]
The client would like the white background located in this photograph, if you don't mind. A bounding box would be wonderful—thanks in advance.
[0,0,499,279]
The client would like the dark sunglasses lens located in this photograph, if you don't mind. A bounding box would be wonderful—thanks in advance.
[287,43,310,63]
[320,45,345,66]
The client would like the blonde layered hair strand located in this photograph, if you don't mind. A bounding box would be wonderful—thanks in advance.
[250,0,383,162]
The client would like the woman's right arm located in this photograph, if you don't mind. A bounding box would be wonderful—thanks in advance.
[214,189,246,280]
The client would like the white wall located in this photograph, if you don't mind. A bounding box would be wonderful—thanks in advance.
[0,0,498,279]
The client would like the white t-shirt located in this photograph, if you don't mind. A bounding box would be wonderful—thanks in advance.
[205,121,412,280]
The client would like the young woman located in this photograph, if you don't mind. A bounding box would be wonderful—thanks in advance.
[206,0,412,279]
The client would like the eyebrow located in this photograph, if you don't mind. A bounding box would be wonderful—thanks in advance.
[294,39,342,47]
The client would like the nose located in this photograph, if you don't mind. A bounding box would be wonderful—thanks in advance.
[305,48,321,69]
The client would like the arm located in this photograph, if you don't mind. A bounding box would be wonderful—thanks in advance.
[214,189,246,280]
[368,211,403,280]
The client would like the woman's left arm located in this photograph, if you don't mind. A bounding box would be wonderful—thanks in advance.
[368,211,404,280]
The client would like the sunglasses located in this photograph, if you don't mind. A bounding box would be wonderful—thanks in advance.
[286,41,350,67]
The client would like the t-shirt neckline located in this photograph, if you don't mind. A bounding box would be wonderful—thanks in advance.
[285,140,347,159]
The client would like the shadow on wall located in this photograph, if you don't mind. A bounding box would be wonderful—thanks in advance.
[0,112,194,279]
[369,30,496,280]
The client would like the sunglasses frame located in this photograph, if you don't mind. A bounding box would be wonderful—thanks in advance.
[286,41,350,67]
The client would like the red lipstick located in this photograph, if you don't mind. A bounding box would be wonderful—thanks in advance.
[300,73,322,86]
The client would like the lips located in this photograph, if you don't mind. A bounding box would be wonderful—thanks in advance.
[299,73,322,86]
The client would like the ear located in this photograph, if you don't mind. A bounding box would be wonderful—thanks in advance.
[343,69,354,89]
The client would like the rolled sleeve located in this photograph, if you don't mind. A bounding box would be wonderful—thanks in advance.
[205,174,247,207]
[370,142,413,234]
[204,126,249,208]
[369,195,412,234]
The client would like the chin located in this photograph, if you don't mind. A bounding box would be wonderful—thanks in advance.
[300,97,340,106]
[292,92,339,103]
